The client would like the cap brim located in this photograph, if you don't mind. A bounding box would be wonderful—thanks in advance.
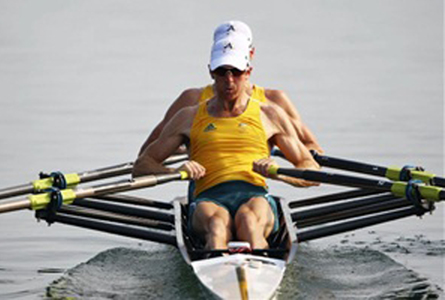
[210,54,248,71]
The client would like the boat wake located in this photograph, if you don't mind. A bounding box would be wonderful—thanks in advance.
[46,244,442,299]
[46,246,203,299]
[279,244,442,299]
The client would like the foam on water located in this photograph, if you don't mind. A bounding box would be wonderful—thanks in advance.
[45,244,442,299]
[47,247,204,299]
[280,245,442,299]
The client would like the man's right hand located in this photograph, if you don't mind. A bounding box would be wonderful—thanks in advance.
[177,161,206,180]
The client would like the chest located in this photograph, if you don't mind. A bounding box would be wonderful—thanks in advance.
[196,117,264,142]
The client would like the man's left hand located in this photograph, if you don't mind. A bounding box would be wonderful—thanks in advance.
[253,158,278,178]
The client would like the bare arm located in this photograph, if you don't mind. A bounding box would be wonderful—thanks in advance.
[255,104,320,187]
[265,89,323,153]
[133,106,205,179]
[138,88,202,155]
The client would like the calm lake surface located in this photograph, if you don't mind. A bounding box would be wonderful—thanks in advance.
[0,0,443,299]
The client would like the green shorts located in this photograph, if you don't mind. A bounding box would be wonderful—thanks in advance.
[189,180,279,233]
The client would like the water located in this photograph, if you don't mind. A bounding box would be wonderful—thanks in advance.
[0,0,443,299]
[45,246,442,299]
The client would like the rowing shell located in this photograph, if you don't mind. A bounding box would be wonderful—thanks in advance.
[174,196,297,300]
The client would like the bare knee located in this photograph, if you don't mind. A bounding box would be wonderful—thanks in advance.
[208,216,230,239]
[191,202,232,249]
[235,199,274,240]
[235,209,263,240]
[192,202,231,235]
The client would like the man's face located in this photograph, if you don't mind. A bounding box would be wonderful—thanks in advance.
[212,66,250,101]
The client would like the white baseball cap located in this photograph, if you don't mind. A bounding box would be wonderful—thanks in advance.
[209,35,250,71]
[213,20,253,48]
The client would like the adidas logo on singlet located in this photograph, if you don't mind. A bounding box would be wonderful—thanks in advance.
[204,123,217,132]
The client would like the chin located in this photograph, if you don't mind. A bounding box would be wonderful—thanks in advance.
[224,90,238,100]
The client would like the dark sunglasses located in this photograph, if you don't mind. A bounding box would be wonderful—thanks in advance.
[213,67,245,77]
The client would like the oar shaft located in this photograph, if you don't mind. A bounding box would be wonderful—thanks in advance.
[295,198,411,228]
[0,184,34,200]
[312,151,387,177]
[73,198,174,223]
[0,172,187,214]
[0,154,189,201]
[288,189,384,209]
[434,177,445,187]
[75,154,188,184]
[74,173,184,199]
[58,205,174,231]
[0,199,30,213]
[162,154,189,165]
[278,168,393,191]
[276,167,445,201]
[38,212,177,246]
[274,148,445,187]
[88,194,173,210]
[312,151,445,187]
[291,194,396,221]
[77,162,133,183]
[297,207,419,243]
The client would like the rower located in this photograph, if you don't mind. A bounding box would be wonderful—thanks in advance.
[133,33,320,250]
[138,20,323,156]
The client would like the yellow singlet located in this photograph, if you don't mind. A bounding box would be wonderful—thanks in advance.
[190,98,269,196]
[198,84,268,103]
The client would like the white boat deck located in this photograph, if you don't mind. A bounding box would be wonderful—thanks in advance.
[192,254,286,300]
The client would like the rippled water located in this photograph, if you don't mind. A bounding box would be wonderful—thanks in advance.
[0,0,443,299]
[45,245,441,299]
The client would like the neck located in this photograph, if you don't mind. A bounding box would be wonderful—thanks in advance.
[209,93,250,117]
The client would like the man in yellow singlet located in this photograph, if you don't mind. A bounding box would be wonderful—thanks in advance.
[133,36,320,250]
[138,20,323,156]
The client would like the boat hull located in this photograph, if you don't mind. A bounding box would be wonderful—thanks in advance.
[174,196,296,300]
[192,254,286,300]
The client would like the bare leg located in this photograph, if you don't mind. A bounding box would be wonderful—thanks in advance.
[234,197,275,249]
[192,201,233,250]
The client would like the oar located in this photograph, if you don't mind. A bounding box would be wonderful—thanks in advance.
[0,171,188,214]
[72,198,174,223]
[56,205,175,231]
[292,195,410,228]
[268,166,445,202]
[272,148,445,187]
[38,211,177,246]
[310,151,445,187]
[296,206,422,243]
[288,188,386,209]
[0,154,188,200]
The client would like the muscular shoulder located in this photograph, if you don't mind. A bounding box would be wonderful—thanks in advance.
[163,87,203,120]
[264,88,299,119]
[259,101,287,121]
[259,102,295,140]
[174,88,203,107]
[170,104,199,126]
[264,89,293,109]
[264,89,287,103]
